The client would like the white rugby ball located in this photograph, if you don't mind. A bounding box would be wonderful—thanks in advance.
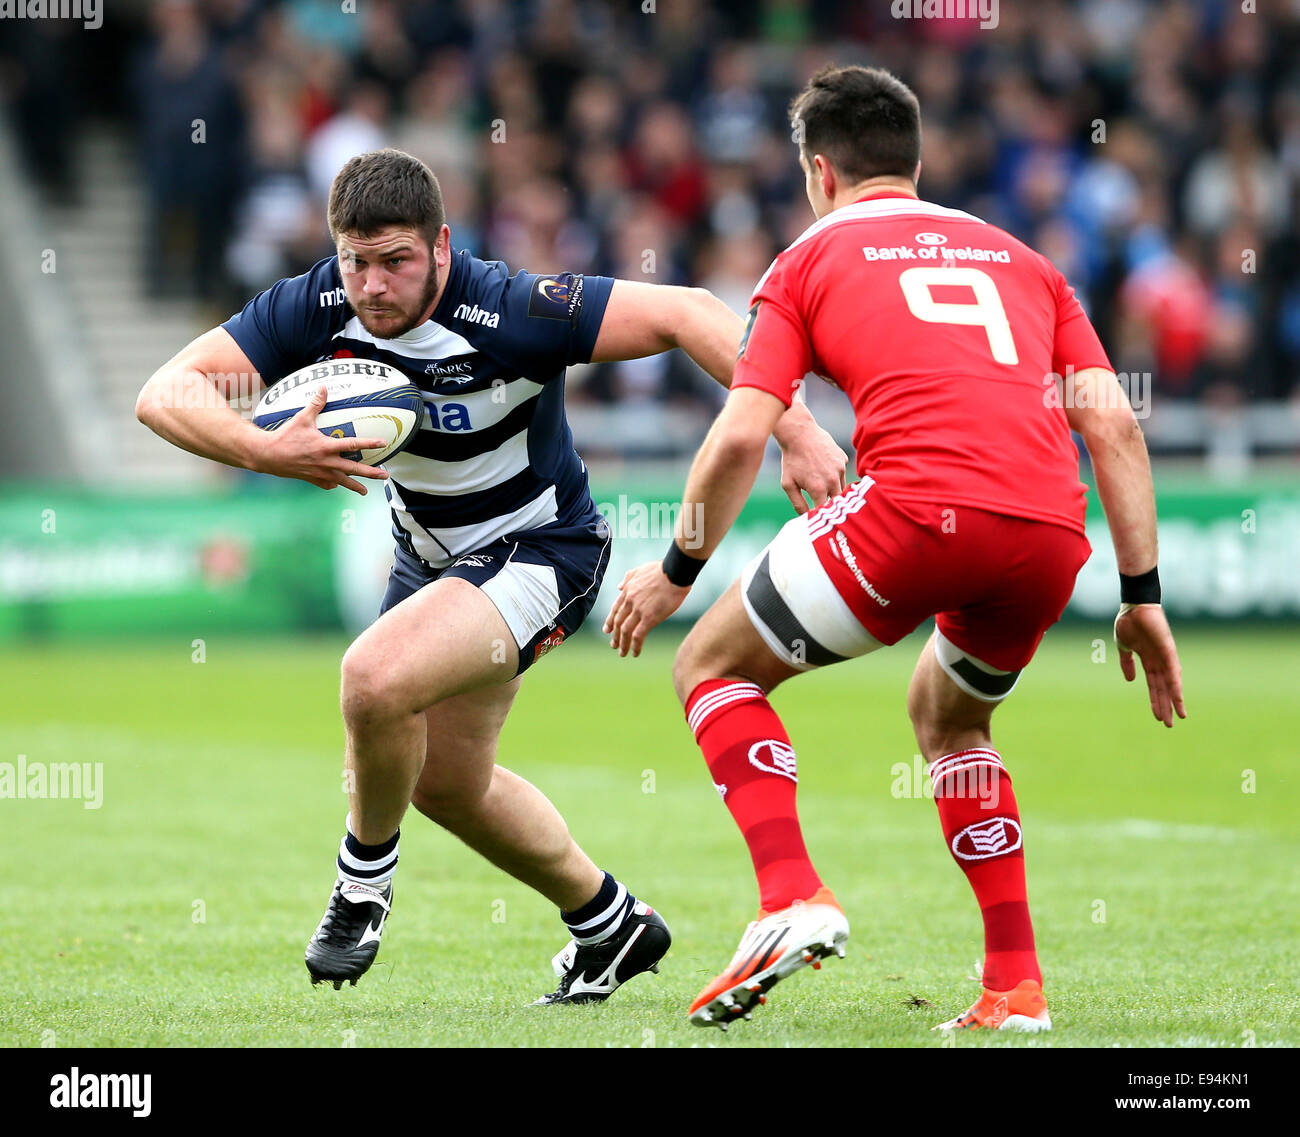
[253,358,425,464]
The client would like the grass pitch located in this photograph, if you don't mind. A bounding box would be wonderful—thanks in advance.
[2,625,1296,1048]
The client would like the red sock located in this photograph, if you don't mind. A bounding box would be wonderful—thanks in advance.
[685,679,822,913]
[930,747,1040,991]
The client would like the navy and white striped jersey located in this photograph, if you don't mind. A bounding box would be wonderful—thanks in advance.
[223,250,615,569]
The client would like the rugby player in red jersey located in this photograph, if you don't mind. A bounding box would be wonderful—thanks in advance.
[605,64,1185,1031]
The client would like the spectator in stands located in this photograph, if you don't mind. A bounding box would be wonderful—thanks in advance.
[133,0,244,300]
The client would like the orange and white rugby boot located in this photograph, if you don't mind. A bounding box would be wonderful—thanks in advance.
[934,978,1052,1032]
[689,887,848,1029]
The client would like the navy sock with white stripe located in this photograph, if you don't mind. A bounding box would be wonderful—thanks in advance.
[336,814,399,891]
[562,871,636,945]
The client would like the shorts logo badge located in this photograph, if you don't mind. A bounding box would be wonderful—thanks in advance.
[454,554,494,568]
[533,626,566,661]
[951,817,1022,860]
[748,740,798,782]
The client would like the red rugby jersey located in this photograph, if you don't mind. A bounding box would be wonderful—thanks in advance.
[733,192,1112,534]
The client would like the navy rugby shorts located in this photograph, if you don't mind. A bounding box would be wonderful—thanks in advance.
[380,513,612,676]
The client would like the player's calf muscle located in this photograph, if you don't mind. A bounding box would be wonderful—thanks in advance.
[410,781,482,822]
[411,743,497,815]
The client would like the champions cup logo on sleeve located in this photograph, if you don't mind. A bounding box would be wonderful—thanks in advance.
[951,817,1022,860]
[529,274,584,322]
[748,740,798,782]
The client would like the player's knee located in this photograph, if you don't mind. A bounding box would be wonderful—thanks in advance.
[671,640,701,706]
[672,628,720,705]
[340,646,407,723]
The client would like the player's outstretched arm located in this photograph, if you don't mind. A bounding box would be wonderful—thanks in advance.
[1063,366,1186,727]
[605,386,786,657]
[591,280,847,509]
[136,328,389,495]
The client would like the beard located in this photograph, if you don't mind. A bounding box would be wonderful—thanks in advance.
[354,260,442,339]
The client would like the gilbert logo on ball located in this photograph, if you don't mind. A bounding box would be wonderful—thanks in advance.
[253,358,425,465]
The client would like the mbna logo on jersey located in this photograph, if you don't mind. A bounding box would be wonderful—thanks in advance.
[915,232,948,245]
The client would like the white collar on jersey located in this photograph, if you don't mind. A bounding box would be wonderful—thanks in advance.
[750,196,988,293]
[787,195,985,253]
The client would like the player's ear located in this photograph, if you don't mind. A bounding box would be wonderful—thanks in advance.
[433,224,452,267]
[914,159,922,186]
[815,154,835,200]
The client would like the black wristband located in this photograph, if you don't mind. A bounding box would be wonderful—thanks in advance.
[1120,566,1161,605]
[663,541,708,587]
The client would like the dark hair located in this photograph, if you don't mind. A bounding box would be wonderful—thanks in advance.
[789,64,922,184]
[327,148,445,251]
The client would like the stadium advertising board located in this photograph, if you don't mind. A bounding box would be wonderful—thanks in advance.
[0,476,1294,641]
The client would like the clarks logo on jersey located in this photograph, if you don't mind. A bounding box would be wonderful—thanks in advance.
[424,360,475,383]
[915,232,947,245]
[318,286,348,307]
[951,817,1022,861]
[453,302,500,328]
[748,740,798,782]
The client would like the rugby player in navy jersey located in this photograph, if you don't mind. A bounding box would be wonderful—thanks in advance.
[136,148,847,1003]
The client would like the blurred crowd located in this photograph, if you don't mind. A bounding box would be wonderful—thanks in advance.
[5,0,1300,415]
